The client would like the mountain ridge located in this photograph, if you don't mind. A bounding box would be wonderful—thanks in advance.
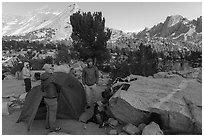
[2,4,202,45]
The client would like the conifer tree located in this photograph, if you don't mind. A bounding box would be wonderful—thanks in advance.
[70,11,111,65]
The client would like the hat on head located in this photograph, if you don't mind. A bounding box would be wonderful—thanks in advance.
[87,58,93,63]
[24,62,29,67]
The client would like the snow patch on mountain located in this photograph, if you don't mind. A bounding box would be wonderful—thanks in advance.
[19,19,28,25]
[2,3,81,40]
[186,25,196,36]
[53,12,61,15]
[26,16,35,23]
[7,20,18,25]
[10,24,30,35]
[171,32,175,36]
[2,25,13,35]
[35,19,54,30]
[172,33,184,40]
[184,25,196,41]
[35,32,47,38]
[182,19,190,25]
[172,25,196,41]
[24,26,35,34]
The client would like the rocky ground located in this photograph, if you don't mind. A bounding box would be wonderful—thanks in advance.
[2,68,202,135]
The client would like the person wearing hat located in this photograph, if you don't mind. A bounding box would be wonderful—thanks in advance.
[82,58,99,108]
[40,64,61,132]
[22,62,32,92]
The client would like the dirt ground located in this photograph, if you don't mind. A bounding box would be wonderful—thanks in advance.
[2,79,108,135]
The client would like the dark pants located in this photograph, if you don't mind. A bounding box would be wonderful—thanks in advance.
[24,78,31,92]
[44,98,58,131]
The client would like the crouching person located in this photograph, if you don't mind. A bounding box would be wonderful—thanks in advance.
[40,64,61,132]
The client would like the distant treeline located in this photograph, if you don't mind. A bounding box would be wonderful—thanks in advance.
[2,40,71,51]
[2,40,202,81]
[107,42,202,80]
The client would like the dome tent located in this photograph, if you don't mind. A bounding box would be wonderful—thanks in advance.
[17,72,86,131]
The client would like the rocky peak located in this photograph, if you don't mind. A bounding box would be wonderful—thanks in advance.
[66,3,81,14]
[166,15,184,27]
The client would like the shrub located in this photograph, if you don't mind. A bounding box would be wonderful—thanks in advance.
[109,43,158,81]
[30,59,45,70]
[10,62,24,75]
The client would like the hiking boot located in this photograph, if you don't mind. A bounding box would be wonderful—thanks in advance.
[49,127,61,132]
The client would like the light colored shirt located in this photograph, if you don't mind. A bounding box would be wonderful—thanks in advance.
[22,67,31,79]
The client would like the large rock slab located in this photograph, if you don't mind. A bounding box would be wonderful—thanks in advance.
[153,72,173,78]
[183,97,202,134]
[197,69,202,83]
[179,79,202,134]
[181,79,202,106]
[172,67,202,80]
[109,97,150,125]
[109,75,201,134]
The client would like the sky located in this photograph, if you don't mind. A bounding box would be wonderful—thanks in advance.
[2,1,202,32]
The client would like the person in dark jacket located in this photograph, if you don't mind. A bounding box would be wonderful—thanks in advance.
[82,58,99,108]
[40,64,61,132]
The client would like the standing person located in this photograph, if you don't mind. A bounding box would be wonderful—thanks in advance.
[22,62,31,92]
[82,58,99,108]
[41,64,61,132]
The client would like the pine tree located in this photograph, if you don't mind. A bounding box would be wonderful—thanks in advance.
[70,11,111,65]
